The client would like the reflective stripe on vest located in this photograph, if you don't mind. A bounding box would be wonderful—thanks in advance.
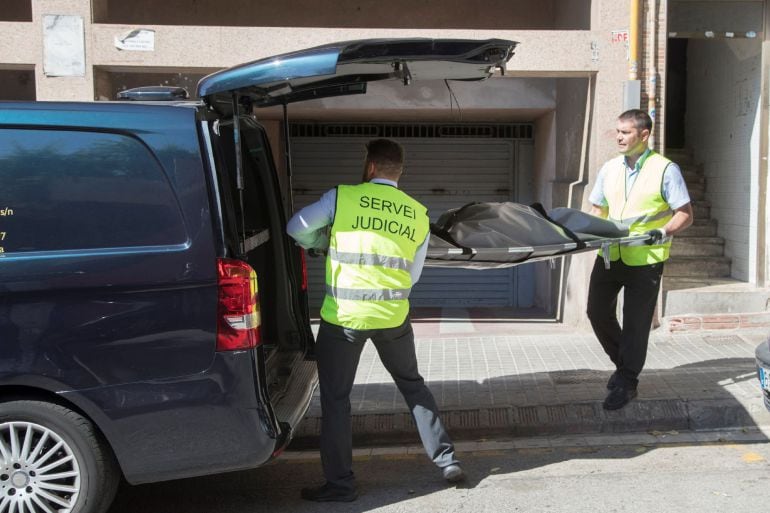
[326,285,412,301]
[601,151,673,266]
[321,182,429,330]
[328,248,413,272]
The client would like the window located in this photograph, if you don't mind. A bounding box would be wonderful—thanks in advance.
[0,129,186,253]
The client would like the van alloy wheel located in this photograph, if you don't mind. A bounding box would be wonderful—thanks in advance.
[0,401,118,513]
[0,421,81,512]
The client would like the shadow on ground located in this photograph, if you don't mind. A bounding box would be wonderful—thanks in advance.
[290,357,768,448]
[107,358,768,512]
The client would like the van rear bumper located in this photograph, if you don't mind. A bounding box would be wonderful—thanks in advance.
[62,349,312,484]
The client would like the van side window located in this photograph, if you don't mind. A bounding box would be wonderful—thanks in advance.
[0,128,186,253]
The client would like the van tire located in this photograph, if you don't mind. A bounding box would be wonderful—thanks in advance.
[0,400,120,513]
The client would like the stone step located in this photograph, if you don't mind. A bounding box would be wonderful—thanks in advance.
[662,149,693,163]
[663,256,731,278]
[687,187,705,201]
[664,159,695,168]
[692,201,710,219]
[662,277,770,316]
[663,276,738,292]
[682,222,718,236]
[678,162,702,172]
[682,170,706,185]
[691,216,716,227]
[670,237,724,257]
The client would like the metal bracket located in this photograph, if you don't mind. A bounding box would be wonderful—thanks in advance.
[601,242,612,269]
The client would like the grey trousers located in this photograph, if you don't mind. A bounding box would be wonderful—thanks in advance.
[315,317,458,490]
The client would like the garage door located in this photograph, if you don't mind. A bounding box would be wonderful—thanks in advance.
[290,123,533,310]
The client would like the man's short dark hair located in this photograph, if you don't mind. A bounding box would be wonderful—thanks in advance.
[619,109,653,132]
[365,139,404,178]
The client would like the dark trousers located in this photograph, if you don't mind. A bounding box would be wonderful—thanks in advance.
[315,318,457,491]
[586,256,664,389]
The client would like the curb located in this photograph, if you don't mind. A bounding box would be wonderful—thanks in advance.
[289,398,768,449]
[665,312,770,331]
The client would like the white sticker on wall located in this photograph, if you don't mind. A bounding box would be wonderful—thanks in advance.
[43,15,85,77]
[114,29,156,52]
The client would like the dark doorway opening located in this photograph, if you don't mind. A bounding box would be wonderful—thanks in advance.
[665,38,688,149]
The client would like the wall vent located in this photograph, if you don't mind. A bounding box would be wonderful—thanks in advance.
[290,123,534,139]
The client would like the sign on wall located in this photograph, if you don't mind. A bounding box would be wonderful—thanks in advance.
[114,29,156,52]
[611,30,630,44]
[43,15,85,77]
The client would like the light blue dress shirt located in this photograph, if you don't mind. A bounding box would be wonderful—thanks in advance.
[286,178,429,284]
[589,149,691,210]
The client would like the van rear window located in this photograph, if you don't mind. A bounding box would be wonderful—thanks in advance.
[0,128,186,253]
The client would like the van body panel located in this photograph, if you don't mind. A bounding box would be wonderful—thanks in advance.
[197,38,518,110]
[0,105,219,386]
[58,349,276,484]
[0,98,312,487]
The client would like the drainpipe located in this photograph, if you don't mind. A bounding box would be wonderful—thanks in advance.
[629,0,641,81]
[624,0,642,109]
[557,75,595,322]
[647,0,659,149]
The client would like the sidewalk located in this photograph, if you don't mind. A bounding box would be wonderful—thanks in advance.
[292,311,770,447]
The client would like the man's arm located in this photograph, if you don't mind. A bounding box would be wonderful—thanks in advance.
[409,234,429,285]
[663,203,693,236]
[587,163,608,218]
[590,204,608,219]
[286,188,336,250]
[660,162,693,236]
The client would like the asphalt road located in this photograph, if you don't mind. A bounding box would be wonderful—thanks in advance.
[108,431,770,513]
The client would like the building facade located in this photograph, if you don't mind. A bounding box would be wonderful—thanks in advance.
[1,0,768,324]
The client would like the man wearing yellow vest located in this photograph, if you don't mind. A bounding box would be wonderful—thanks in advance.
[587,109,693,410]
[287,139,464,502]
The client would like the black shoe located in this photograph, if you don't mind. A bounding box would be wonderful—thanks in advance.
[603,385,638,410]
[301,483,358,502]
[442,464,466,483]
[607,371,621,390]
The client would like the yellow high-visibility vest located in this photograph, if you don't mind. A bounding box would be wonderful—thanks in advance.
[321,182,429,330]
[601,151,673,265]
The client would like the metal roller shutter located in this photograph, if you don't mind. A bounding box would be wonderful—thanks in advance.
[290,124,532,310]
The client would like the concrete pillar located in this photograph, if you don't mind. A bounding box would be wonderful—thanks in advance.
[560,0,631,326]
[32,0,94,101]
[758,1,770,286]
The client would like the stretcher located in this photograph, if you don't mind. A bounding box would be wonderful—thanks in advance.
[425,202,652,270]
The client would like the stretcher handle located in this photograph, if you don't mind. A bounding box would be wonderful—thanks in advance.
[601,234,652,269]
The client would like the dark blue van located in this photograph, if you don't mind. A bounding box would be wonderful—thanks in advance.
[0,39,515,513]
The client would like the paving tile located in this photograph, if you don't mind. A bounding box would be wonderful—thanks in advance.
[302,325,767,441]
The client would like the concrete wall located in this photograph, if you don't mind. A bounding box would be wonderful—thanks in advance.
[685,39,762,282]
[94,0,590,30]
[0,0,660,325]
[560,0,632,326]
[554,78,591,208]
[763,11,770,287]
[276,77,557,122]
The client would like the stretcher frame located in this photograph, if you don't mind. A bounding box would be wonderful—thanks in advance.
[425,234,652,269]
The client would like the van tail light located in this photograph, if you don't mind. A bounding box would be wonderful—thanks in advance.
[300,249,308,291]
[216,258,261,351]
